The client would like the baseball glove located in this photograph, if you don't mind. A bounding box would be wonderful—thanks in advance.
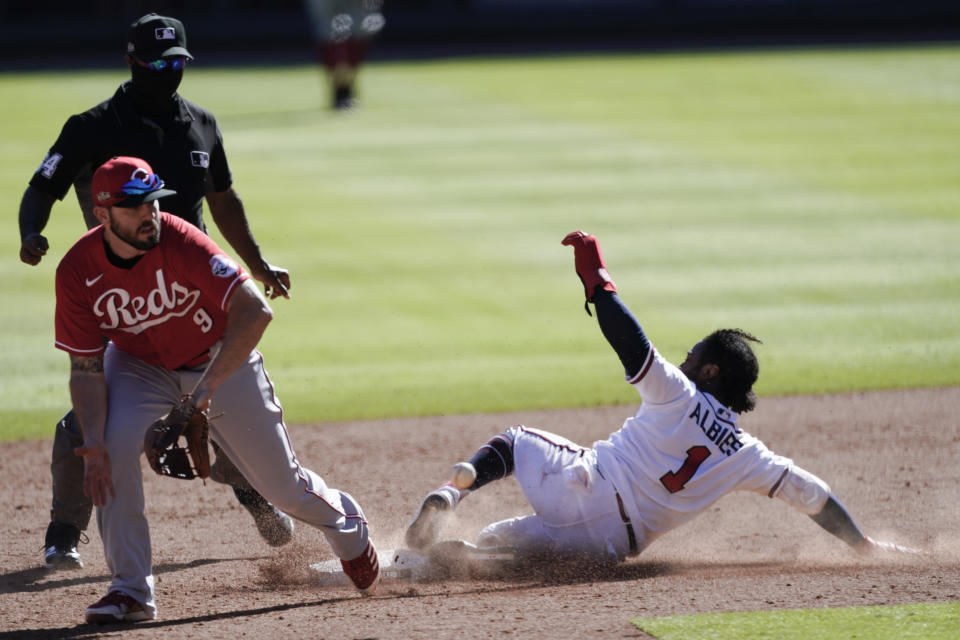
[143,395,211,480]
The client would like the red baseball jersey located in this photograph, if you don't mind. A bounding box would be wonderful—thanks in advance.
[55,212,248,370]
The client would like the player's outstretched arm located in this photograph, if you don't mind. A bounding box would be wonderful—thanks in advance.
[809,495,868,548]
[562,231,651,379]
[592,290,652,380]
[206,188,291,300]
[810,495,921,556]
[775,465,920,555]
[18,186,57,265]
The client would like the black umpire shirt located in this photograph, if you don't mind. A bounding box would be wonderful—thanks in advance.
[29,81,232,232]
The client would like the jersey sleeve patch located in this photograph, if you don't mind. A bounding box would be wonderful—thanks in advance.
[209,254,239,278]
[190,150,210,168]
[39,152,64,179]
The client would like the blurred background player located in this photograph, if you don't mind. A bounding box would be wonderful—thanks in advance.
[406,231,919,563]
[17,13,294,571]
[303,0,386,109]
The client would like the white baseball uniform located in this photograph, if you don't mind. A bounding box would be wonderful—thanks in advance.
[478,346,827,561]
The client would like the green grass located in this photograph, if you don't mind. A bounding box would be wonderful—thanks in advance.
[1,45,959,439]
[633,601,960,639]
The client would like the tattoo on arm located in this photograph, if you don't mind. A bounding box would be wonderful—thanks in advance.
[70,355,104,373]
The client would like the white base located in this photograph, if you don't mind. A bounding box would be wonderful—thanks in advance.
[310,541,520,586]
[310,548,435,586]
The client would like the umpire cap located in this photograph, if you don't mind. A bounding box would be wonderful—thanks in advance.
[126,13,193,60]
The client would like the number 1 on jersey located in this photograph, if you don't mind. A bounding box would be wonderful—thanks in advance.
[660,445,710,493]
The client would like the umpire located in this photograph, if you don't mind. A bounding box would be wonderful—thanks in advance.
[18,13,295,570]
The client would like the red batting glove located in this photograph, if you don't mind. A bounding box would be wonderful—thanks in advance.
[561,230,617,302]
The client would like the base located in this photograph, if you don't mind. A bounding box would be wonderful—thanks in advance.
[309,541,519,586]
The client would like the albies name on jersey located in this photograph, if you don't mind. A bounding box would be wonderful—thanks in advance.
[688,400,743,456]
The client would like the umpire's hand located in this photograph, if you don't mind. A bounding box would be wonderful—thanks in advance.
[251,261,291,300]
[20,232,49,265]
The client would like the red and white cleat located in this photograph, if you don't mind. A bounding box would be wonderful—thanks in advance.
[341,540,380,594]
[85,590,153,624]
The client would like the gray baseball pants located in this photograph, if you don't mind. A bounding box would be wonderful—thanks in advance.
[95,343,371,616]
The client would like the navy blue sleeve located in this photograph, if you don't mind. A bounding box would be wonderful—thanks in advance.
[592,289,652,379]
[28,113,95,201]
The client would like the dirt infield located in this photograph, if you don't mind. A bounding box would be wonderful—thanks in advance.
[2,387,958,639]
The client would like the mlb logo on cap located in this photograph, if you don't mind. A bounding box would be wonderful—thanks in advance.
[126,13,193,61]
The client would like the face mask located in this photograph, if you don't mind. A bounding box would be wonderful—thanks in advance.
[130,64,183,103]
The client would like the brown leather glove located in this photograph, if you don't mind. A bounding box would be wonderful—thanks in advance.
[143,395,211,480]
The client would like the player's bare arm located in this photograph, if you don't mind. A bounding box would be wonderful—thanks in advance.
[205,188,291,299]
[18,186,57,265]
[67,354,114,506]
[189,278,273,408]
[810,495,869,548]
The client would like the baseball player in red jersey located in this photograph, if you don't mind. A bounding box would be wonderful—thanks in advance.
[23,13,293,570]
[406,231,917,563]
[56,157,379,624]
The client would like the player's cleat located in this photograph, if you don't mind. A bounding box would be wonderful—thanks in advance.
[333,85,357,110]
[43,521,84,571]
[405,484,462,551]
[85,590,153,624]
[341,540,380,594]
[233,487,295,547]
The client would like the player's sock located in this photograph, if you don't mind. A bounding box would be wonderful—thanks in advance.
[465,432,515,489]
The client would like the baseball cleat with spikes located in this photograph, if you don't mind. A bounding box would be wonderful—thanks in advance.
[405,484,462,551]
[341,540,380,594]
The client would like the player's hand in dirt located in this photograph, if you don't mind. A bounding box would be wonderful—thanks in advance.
[251,261,290,300]
[75,443,115,506]
[860,535,923,557]
[20,232,49,265]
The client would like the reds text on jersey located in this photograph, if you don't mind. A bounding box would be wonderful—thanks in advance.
[55,213,248,370]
